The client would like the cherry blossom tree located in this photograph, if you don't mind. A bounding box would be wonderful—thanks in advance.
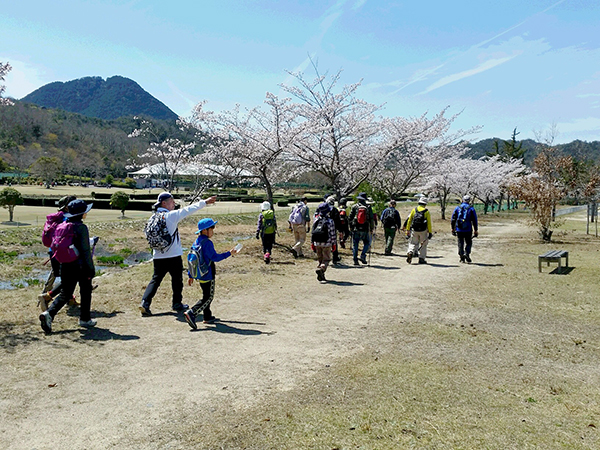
[280,62,386,198]
[128,117,195,192]
[509,148,572,241]
[0,62,13,106]
[190,94,302,206]
[371,109,477,199]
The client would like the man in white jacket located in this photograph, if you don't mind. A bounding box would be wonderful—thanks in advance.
[140,192,216,316]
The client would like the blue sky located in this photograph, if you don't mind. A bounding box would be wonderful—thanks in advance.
[2,0,600,144]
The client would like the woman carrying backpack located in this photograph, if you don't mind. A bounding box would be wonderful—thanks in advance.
[38,195,78,311]
[39,200,96,333]
[256,201,277,264]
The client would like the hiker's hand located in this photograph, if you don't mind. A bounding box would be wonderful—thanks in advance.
[311,244,316,252]
[255,233,259,239]
[205,195,217,205]
[188,278,193,286]
[473,230,479,238]
[332,244,336,252]
[230,247,237,256]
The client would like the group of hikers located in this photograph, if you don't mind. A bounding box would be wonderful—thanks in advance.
[36,191,478,333]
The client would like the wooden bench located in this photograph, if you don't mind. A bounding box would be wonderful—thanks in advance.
[538,250,569,273]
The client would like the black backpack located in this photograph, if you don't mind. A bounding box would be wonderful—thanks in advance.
[382,208,397,228]
[411,208,428,232]
[311,216,329,243]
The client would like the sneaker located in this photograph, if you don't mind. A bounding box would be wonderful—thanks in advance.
[406,252,413,264]
[316,268,325,282]
[359,258,368,265]
[418,258,427,264]
[203,316,217,324]
[172,303,189,312]
[465,255,472,264]
[264,252,271,264]
[354,260,360,266]
[37,293,52,312]
[139,304,152,316]
[290,248,298,259]
[460,255,466,263]
[39,311,52,334]
[183,309,197,330]
[79,318,97,328]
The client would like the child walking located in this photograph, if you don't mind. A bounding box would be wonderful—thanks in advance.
[256,201,277,264]
[184,218,238,330]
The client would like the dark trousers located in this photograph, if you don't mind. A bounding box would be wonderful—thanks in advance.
[142,256,183,307]
[261,232,276,254]
[457,231,473,256]
[48,261,92,321]
[384,227,397,254]
[190,279,215,319]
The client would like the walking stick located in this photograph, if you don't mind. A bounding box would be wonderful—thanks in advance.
[368,231,373,267]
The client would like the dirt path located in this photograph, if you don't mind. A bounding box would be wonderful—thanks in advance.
[0,221,514,449]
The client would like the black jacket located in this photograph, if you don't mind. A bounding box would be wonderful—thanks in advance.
[67,219,95,278]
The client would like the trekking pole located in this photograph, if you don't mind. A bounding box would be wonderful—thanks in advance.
[368,231,373,267]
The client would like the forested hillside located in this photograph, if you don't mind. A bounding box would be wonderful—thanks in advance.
[466,137,600,164]
[0,102,191,179]
[21,76,178,121]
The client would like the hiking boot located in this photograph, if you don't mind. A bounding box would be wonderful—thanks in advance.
[353,260,360,266]
[406,252,413,264]
[316,268,325,282]
[384,251,392,256]
[39,311,52,334]
[184,309,197,330]
[465,255,472,264]
[172,303,189,312]
[290,248,298,259]
[79,318,97,328]
[139,304,152,317]
[68,296,80,307]
[460,255,466,263]
[37,292,52,312]
[359,258,368,265]
[418,258,427,264]
[203,316,217,324]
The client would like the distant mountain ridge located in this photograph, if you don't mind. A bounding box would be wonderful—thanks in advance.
[21,76,178,121]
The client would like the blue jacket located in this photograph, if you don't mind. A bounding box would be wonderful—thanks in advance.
[189,234,231,281]
[451,203,478,233]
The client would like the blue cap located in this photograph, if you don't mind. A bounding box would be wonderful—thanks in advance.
[64,200,93,218]
[195,218,218,233]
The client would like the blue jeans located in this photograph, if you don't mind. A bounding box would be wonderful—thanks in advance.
[352,230,371,262]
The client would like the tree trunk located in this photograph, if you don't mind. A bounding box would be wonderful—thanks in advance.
[8,205,15,222]
[540,226,553,242]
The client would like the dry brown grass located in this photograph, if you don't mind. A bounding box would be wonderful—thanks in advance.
[2,207,600,449]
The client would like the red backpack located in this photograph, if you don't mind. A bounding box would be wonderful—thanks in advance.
[42,211,65,247]
[356,204,368,226]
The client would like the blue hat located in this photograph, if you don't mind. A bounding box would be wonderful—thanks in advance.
[317,202,331,215]
[153,191,173,207]
[195,218,218,233]
[64,200,93,218]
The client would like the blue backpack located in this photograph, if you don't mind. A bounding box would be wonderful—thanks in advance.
[187,245,210,279]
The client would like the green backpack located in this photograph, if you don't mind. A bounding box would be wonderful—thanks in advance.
[262,210,276,234]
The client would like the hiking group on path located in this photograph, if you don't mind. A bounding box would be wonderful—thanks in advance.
[36,191,478,333]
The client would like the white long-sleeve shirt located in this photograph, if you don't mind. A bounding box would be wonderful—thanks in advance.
[152,200,207,259]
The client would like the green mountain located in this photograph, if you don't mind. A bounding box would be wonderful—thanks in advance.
[466,138,600,165]
[21,76,178,121]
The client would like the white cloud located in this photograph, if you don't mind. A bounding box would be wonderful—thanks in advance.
[1,58,49,99]
[556,117,600,134]
[352,0,367,11]
[419,55,518,95]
